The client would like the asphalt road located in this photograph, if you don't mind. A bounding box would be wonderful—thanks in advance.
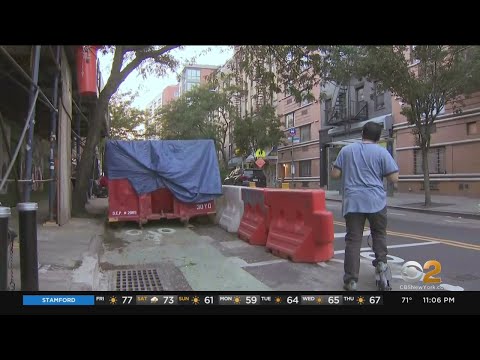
[326,200,480,290]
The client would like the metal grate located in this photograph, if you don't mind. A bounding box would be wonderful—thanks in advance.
[114,268,163,291]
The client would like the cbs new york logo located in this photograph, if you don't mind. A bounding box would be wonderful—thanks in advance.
[400,260,442,290]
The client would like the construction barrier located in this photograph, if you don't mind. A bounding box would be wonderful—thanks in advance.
[265,189,334,263]
[238,187,269,245]
[219,185,244,233]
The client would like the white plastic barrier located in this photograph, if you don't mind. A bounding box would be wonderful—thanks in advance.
[219,185,244,233]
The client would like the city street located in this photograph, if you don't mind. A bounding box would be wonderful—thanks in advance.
[94,199,480,292]
[327,201,480,290]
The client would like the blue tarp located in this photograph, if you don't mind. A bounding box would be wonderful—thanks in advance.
[105,139,222,203]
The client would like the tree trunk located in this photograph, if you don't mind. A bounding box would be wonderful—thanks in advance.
[421,145,432,207]
[72,97,108,215]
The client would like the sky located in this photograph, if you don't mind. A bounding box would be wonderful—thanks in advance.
[98,46,233,109]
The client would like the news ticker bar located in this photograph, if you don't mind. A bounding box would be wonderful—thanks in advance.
[23,294,381,306]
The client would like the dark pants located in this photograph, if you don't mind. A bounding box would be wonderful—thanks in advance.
[343,207,388,284]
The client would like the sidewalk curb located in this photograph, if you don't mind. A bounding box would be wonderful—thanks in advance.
[326,198,480,220]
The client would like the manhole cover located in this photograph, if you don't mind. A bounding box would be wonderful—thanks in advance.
[114,268,164,291]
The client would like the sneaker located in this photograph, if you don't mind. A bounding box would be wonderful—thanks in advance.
[343,280,357,291]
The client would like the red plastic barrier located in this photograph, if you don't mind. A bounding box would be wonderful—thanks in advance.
[265,189,334,262]
[238,187,269,245]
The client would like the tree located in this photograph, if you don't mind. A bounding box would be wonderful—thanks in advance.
[233,104,284,157]
[159,84,241,168]
[109,90,147,140]
[233,45,480,206]
[352,46,480,206]
[72,45,179,214]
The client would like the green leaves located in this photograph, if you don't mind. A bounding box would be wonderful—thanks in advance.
[233,104,284,157]
[109,90,147,140]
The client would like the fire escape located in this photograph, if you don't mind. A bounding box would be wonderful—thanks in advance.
[326,85,369,126]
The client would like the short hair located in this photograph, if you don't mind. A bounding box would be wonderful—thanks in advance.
[362,121,383,142]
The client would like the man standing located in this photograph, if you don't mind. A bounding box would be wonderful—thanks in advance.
[330,122,399,291]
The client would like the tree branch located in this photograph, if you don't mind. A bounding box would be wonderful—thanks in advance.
[119,45,180,80]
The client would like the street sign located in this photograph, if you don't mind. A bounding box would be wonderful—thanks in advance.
[255,158,266,168]
[255,149,266,159]
[288,136,300,143]
[289,128,296,135]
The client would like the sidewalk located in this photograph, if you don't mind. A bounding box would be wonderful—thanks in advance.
[325,191,480,219]
[7,197,107,291]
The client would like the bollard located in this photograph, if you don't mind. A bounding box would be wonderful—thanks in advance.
[0,206,11,291]
[17,202,39,291]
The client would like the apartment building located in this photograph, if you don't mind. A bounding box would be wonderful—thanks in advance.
[178,64,219,96]
[393,90,480,196]
[319,80,393,191]
[216,52,280,186]
[277,86,322,188]
[162,84,179,107]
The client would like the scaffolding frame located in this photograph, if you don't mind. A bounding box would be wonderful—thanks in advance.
[0,45,99,224]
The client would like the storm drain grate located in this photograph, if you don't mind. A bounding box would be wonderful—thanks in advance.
[114,269,164,291]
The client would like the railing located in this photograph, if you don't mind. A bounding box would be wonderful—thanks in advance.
[326,100,369,125]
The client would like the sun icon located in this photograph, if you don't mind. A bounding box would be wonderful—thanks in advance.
[234,296,241,304]
[109,296,118,305]
[357,296,365,305]
[316,297,323,304]
[275,297,282,304]
[192,296,200,305]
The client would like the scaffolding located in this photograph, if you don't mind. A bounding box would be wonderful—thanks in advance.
[0,45,105,224]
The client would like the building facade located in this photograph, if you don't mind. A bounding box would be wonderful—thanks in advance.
[393,91,480,196]
[277,85,321,188]
[178,65,219,96]
[162,84,179,107]
[319,80,393,191]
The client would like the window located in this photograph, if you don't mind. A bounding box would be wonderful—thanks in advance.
[324,98,332,121]
[300,90,312,106]
[374,81,385,110]
[467,121,478,135]
[300,124,311,142]
[186,69,200,81]
[285,113,295,128]
[414,147,446,174]
[186,82,198,91]
[299,160,311,177]
[356,87,364,102]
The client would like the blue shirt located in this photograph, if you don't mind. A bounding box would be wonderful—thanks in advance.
[333,142,399,217]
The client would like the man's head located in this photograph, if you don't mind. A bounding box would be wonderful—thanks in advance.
[362,121,383,142]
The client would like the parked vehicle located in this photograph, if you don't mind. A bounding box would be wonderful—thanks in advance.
[224,168,267,187]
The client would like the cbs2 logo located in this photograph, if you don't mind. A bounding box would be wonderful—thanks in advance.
[401,260,442,284]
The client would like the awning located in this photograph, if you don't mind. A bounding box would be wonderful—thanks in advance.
[227,156,243,168]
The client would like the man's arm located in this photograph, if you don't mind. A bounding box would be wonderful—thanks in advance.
[330,149,344,179]
[330,163,342,179]
[383,150,399,183]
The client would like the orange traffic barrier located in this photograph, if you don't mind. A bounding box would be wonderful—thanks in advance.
[265,189,334,262]
[238,187,269,245]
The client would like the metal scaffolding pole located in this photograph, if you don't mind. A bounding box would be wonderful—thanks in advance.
[24,45,41,202]
[48,46,61,222]
[0,46,57,113]
[0,88,39,193]
[76,108,81,167]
